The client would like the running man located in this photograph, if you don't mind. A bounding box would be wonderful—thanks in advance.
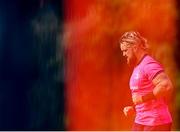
[119,31,173,131]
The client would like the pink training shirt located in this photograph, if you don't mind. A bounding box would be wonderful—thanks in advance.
[130,55,172,126]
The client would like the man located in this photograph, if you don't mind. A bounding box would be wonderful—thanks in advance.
[119,31,173,131]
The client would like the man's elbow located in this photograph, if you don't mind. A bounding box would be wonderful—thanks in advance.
[159,80,173,96]
[166,81,173,93]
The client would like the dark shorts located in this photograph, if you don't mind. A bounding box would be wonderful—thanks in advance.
[132,122,172,131]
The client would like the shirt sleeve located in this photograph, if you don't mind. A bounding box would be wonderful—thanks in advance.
[144,61,164,81]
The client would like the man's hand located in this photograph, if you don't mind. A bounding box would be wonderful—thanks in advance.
[132,94,143,105]
[123,106,135,117]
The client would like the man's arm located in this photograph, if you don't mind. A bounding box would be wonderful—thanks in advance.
[132,72,173,105]
[152,72,173,99]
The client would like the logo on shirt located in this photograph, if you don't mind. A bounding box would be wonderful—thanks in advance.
[134,73,140,79]
[131,86,138,90]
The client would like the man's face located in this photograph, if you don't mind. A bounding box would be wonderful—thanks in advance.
[120,42,136,65]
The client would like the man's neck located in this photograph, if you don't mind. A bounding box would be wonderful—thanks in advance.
[135,51,147,65]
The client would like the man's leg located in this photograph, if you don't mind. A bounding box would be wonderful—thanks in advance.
[144,123,172,131]
[132,123,144,131]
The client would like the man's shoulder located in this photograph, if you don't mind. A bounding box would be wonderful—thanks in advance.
[143,55,161,65]
[140,55,164,72]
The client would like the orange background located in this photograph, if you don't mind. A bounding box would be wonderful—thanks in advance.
[64,0,177,130]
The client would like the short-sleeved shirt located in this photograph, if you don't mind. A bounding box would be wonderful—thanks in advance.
[130,55,172,126]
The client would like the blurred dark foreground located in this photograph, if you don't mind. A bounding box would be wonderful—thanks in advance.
[0,0,64,130]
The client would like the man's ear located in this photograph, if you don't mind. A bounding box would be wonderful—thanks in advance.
[132,44,138,52]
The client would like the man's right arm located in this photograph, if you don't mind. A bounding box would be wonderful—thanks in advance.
[123,106,135,117]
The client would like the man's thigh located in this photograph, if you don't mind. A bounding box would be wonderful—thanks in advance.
[144,123,172,131]
[132,123,144,131]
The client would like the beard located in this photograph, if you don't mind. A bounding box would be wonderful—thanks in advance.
[127,55,137,68]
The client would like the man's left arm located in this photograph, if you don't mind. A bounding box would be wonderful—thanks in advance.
[132,72,173,105]
[152,72,173,98]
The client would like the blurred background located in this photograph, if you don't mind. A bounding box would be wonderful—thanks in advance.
[64,0,180,130]
[0,0,180,131]
[0,0,64,130]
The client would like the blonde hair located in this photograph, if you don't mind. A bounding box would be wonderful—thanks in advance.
[119,31,149,50]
